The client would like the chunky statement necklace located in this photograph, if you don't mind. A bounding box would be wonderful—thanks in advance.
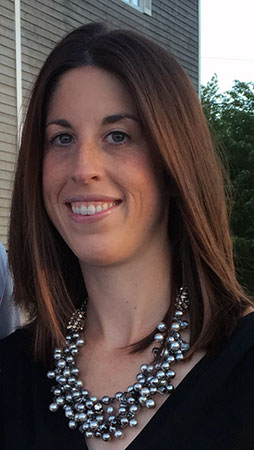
[47,287,190,441]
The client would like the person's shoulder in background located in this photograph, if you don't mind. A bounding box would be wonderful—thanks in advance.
[0,241,21,339]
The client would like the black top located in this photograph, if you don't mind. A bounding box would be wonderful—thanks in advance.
[1,314,254,450]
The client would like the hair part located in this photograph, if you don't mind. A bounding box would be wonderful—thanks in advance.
[9,22,251,363]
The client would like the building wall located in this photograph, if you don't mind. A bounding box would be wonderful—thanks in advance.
[0,0,17,247]
[0,0,199,247]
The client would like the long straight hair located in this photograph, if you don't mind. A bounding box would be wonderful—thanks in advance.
[9,23,251,362]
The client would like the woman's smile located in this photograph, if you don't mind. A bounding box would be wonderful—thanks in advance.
[67,199,122,223]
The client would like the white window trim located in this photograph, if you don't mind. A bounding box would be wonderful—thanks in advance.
[121,0,152,16]
[15,0,23,144]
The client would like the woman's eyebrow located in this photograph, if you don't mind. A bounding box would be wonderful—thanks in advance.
[46,119,72,128]
[102,113,138,125]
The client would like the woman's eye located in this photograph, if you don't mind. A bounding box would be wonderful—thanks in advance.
[50,133,74,146]
[106,131,129,145]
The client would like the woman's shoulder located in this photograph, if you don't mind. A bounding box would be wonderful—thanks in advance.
[0,325,31,344]
[208,311,254,377]
[233,310,254,341]
[0,327,44,393]
[0,327,34,365]
[221,311,254,356]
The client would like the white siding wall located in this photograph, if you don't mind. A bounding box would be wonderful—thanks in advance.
[0,0,17,247]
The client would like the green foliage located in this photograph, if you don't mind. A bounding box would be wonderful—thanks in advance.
[201,75,254,295]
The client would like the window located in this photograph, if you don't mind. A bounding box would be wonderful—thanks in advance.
[121,0,152,16]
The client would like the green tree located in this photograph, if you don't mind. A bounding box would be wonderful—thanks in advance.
[201,75,254,296]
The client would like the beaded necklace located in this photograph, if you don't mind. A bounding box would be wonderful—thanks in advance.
[47,287,190,441]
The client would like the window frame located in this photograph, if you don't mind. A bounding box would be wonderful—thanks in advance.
[120,0,152,16]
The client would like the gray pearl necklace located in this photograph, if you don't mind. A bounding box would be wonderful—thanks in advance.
[47,287,190,441]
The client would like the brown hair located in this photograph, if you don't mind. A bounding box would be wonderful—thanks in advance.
[9,23,251,362]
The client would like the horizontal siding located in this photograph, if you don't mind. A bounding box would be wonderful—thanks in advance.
[0,110,16,127]
[0,160,16,173]
[0,178,13,192]
[0,147,17,163]
[0,187,12,200]
[21,0,199,98]
[0,0,16,246]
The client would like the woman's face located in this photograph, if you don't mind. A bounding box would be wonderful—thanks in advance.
[43,66,169,266]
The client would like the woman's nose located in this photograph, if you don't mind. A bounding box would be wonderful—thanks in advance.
[71,141,104,184]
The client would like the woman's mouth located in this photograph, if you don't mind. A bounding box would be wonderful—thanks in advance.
[69,200,121,216]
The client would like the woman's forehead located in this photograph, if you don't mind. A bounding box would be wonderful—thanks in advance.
[47,67,136,121]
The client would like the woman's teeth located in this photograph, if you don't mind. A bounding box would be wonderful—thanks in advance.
[71,201,118,216]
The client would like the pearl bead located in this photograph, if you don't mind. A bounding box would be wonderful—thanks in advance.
[154,332,164,342]
[161,361,170,371]
[156,370,165,380]
[114,430,123,439]
[65,409,74,419]
[85,431,93,438]
[63,368,71,377]
[68,420,77,429]
[76,338,85,347]
[76,403,85,412]
[94,402,103,411]
[166,384,174,393]
[170,341,180,351]
[166,369,175,378]
[66,355,74,364]
[138,396,147,406]
[140,364,148,374]
[58,376,67,385]
[166,355,175,364]
[119,407,127,416]
[102,433,111,441]
[53,388,61,396]
[133,383,142,391]
[171,322,180,331]
[47,371,55,379]
[90,420,99,430]
[120,417,129,428]
[107,406,114,414]
[56,397,65,406]
[85,400,93,409]
[151,377,159,386]
[146,399,155,409]
[49,402,58,412]
[78,412,86,422]
[130,404,139,414]
[157,322,167,332]
[115,392,123,401]
[141,387,150,397]
[129,418,138,427]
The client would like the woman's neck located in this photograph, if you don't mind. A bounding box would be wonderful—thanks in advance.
[79,241,172,350]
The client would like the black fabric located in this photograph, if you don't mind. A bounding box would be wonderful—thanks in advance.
[1,314,254,450]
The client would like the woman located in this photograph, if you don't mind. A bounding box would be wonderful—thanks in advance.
[0,23,253,450]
